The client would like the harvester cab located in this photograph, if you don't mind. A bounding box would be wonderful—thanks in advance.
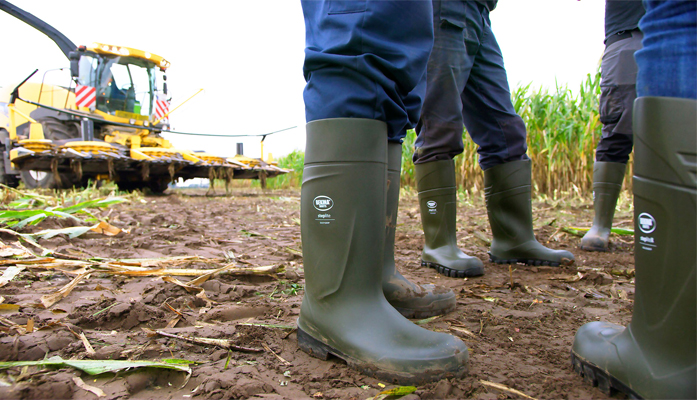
[0,1,287,192]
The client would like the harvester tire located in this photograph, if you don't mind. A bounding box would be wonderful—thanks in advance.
[0,129,20,188]
[116,178,169,194]
[147,178,170,194]
[20,118,81,189]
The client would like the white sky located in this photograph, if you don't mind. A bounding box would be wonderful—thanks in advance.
[1,1,604,160]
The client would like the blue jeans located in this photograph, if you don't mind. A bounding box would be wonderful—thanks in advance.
[635,0,697,99]
[414,0,528,170]
[302,1,433,141]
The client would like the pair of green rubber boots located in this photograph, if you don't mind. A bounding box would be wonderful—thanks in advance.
[297,118,466,385]
[415,157,575,278]
[571,97,696,398]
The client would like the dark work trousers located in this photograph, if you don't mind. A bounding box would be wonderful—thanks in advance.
[596,30,643,163]
[302,1,434,142]
[414,0,528,170]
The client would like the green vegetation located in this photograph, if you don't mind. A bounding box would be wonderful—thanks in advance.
[264,149,305,189]
[266,72,633,198]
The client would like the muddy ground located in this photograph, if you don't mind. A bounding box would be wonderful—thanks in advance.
[0,186,635,400]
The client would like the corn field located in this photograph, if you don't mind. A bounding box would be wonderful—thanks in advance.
[272,72,634,198]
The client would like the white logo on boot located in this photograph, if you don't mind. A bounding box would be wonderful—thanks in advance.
[427,200,437,214]
[313,195,334,211]
[638,212,656,234]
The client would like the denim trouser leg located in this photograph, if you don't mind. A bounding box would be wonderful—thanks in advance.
[302,0,434,141]
[636,0,697,99]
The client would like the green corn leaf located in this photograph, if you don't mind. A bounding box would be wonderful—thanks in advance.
[367,386,418,400]
[10,213,48,229]
[0,356,192,375]
[56,197,127,214]
[567,226,634,236]
[31,226,94,240]
[0,210,49,220]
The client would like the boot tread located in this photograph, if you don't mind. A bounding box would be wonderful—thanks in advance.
[571,351,643,399]
[488,252,576,267]
[422,261,485,278]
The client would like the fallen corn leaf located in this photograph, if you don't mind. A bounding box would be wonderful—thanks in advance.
[73,376,105,397]
[0,266,25,287]
[480,380,537,400]
[40,271,91,308]
[0,355,192,375]
[90,221,123,236]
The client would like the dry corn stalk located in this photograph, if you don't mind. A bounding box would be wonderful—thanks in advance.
[40,271,91,308]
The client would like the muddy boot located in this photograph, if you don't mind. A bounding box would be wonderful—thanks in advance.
[580,162,627,252]
[571,97,696,399]
[383,143,457,318]
[484,160,575,266]
[415,159,484,278]
[297,118,468,385]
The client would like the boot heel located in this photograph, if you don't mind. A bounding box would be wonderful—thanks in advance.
[297,328,331,360]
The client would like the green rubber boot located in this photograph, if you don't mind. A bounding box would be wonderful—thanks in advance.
[484,160,575,266]
[415,159,485,278]
[580,162,627,252]
[298,119,468,385]
[571,97,696,399]
[384,143,457,318]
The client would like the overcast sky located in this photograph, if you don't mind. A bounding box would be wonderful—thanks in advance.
[2,1,604,160]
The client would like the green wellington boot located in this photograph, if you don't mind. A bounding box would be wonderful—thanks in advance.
[580,162,627,252]
[415,159,485,278]
[571,97,696,399]
[384,143,457,318]
[297,118,468,385]
[484,160,575,266]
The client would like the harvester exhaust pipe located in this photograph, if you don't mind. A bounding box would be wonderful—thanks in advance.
[80,118,94,141]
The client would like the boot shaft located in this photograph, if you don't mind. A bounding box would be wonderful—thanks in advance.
[631,97,696,368]
[383,142,402,278]
[483,160,536,244]
[591,161,626,227]
[415,159,459,250]
[301,118,388,300]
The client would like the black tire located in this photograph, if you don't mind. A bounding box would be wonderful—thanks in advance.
[147,178,170,194]
[117,178,170,194]
[20,118,80,189]
[0,129,20,188]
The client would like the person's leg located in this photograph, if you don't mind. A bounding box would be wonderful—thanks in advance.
[461,7,574,266]
[459,8,527,171]
[582,31,642,252]
[383,141,458,316]
[635,1,697,99]
[412,0,485,278]
[299,0,468,383]
[572,3,696,397]
[303,0,434,141]
[572,97,696,399]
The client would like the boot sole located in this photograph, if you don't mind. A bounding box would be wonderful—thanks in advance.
[570,351,642,399]
[488,253,575,267]
[392,300,457,320]
[297,327,467,385]
[421,261,485,278]
[579,244,609,252]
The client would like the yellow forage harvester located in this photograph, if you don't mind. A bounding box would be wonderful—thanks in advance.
[0,1,287,192]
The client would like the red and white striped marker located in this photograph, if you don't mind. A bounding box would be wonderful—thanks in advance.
[75,85,96,110]
[153,95,170,123]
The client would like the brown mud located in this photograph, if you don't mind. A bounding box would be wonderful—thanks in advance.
[0,188,635,399]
